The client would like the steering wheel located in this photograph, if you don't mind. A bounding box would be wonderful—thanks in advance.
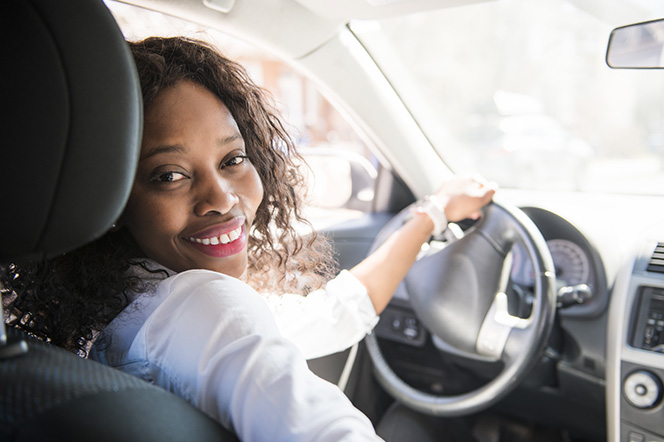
[365,201,557,417]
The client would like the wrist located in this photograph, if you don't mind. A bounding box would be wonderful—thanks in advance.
[416,194,449,236]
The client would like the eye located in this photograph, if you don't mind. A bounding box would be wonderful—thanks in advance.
[221,155,249,169]
[151,171,188,183]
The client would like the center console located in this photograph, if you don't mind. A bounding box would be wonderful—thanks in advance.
[608,242,664,442]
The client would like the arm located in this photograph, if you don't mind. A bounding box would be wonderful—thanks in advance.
[350,176,496,314]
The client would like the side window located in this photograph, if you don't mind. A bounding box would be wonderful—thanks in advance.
[107,1,377,229]
[236,57,377,228]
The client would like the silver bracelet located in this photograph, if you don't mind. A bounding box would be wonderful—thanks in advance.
[417,195,448,236]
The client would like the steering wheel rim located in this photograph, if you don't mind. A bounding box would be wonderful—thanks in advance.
[365,200,557,417]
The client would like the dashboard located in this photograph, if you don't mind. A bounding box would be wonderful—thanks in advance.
[345,189,664,442]
[329,190,664,441]
[493,214,664,442]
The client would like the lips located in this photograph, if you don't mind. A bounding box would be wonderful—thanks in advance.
[183,221,247,258]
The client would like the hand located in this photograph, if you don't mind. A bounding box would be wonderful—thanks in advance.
[434,175,497,222]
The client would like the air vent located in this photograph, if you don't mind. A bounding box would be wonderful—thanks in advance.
[647,243,664,273]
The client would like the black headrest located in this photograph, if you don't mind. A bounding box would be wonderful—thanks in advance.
[1,0,141,262]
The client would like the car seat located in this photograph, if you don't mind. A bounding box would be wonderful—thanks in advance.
[0,0,237,440]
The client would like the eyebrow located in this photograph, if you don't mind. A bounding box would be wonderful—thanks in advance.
[140,134,243,161]
[218,134,243,147]
[140,144,184,161]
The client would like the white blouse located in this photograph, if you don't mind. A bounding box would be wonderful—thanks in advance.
[89,269,381,441]
[262,270,378,359]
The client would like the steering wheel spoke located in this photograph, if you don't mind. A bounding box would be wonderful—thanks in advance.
[476,292,532,359]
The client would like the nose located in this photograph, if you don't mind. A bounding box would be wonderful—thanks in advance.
[193,172,239,217]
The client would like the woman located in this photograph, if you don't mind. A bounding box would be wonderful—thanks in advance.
[1,37,494,439]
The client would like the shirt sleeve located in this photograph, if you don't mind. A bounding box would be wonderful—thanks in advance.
[135,270,382,442]
[263,270,379,360]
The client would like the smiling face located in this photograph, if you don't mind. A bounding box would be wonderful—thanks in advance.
[122,80,264,278]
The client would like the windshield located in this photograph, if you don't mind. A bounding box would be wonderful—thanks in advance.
[351,0,664,195]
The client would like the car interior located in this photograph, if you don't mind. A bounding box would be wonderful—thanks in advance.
[3,0,664,441]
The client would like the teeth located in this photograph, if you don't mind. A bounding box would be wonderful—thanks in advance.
[188,226,242,246]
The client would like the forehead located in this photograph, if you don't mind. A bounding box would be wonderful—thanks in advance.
[142,80,241,145]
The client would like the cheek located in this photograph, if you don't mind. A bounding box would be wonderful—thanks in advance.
[253,175,265,211]
[123,189,151,230]
[123,188,181,241]
[245,168,265,216]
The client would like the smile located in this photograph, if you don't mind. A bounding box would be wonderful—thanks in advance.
[185,226,243,245]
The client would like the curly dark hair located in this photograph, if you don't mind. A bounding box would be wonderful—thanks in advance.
[1,36,336,356]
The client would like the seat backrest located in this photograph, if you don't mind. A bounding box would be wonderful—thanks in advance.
[0,0,236,440]
[2,0,140,262]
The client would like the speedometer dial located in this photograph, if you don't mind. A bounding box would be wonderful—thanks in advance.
[546,239,590,286]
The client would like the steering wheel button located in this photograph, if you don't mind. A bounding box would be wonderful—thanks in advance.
[403,327,418,339]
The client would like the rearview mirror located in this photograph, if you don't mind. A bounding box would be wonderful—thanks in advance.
[606,18,664,69]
